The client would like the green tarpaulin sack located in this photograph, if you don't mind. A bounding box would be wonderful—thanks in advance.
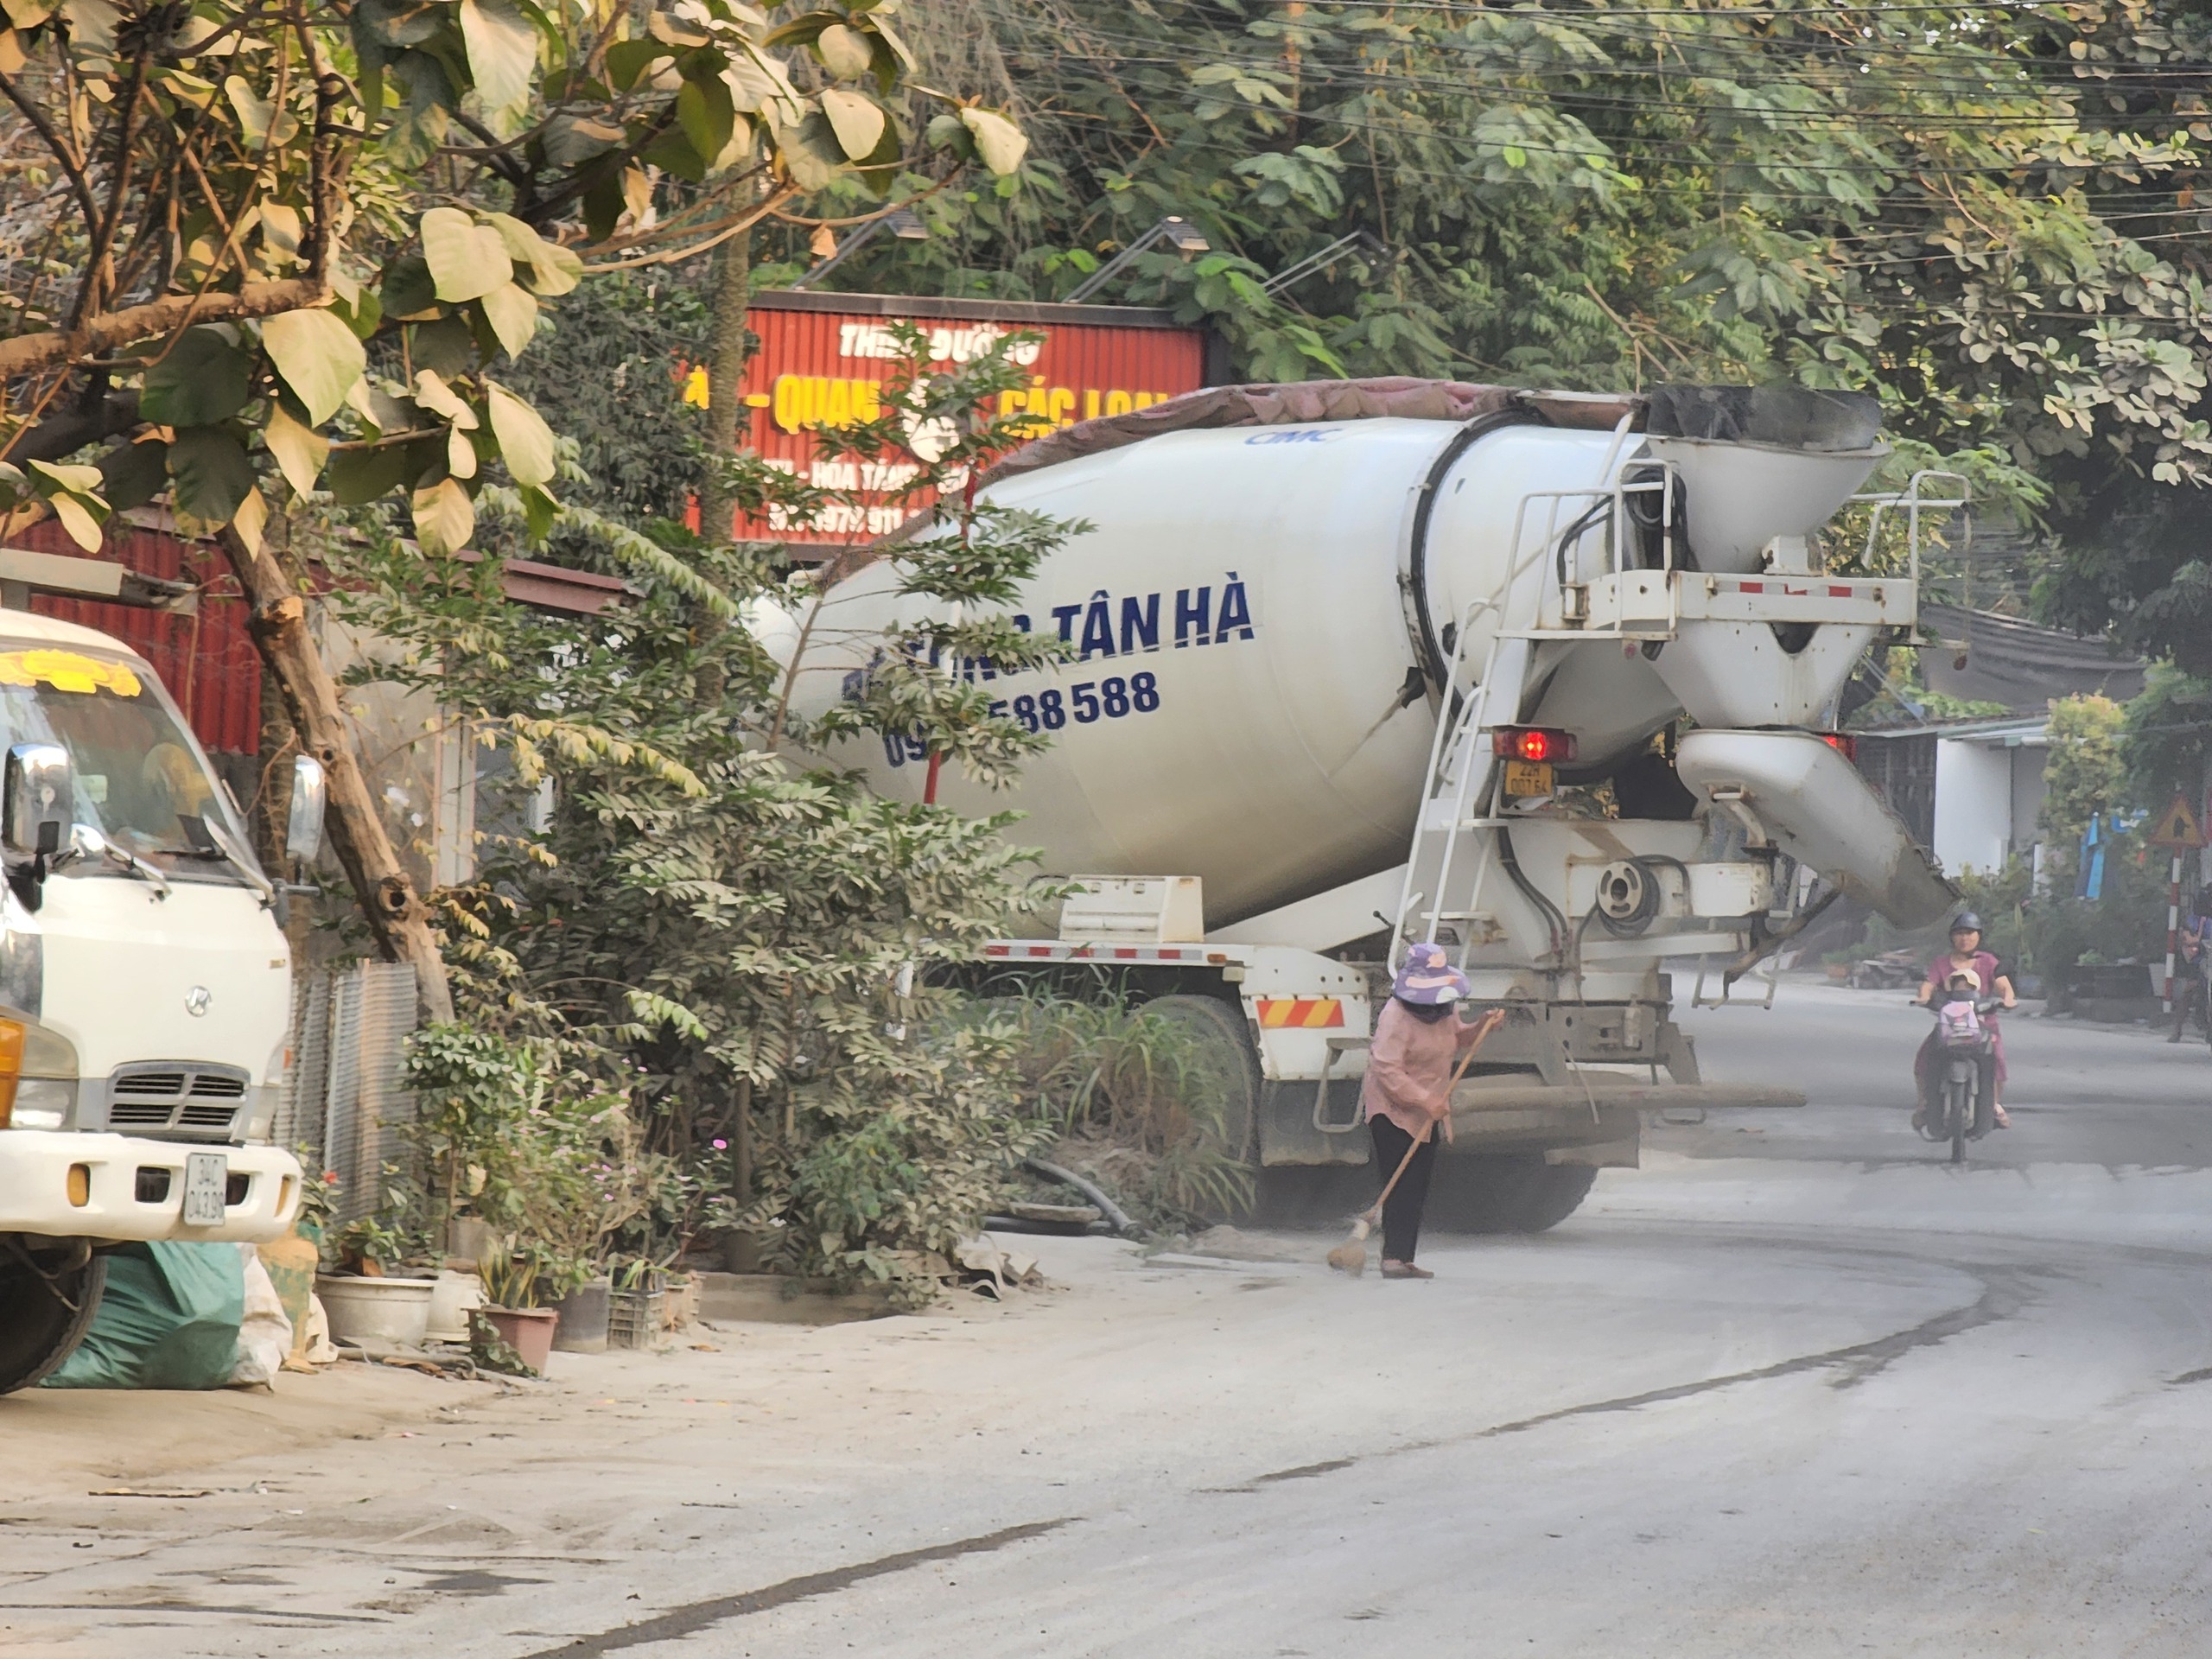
[41,1242,245,1390]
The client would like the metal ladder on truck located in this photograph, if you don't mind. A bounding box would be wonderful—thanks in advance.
[1386,448,1676,980]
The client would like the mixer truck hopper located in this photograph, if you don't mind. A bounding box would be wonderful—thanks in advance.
[784,378,1959,1232]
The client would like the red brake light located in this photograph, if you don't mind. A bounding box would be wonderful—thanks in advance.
[1492,728,1577,763]
[1819,732,1858,762]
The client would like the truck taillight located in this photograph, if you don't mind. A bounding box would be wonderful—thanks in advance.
[1819,732,1858,762]
[1492,728,1577,764]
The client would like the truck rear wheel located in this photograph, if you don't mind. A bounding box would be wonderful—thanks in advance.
[1143,994,1262,1220]
[1427,1156,1599,1236]
[0,1236,107,1394]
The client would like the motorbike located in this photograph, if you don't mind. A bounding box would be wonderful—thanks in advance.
[1916,996,2001,1165]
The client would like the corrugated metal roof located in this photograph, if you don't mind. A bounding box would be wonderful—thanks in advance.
[10,518,262,754]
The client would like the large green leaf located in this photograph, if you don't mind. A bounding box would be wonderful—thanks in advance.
[380,255,440,321]
[328,444,410,505]
[411,368,480,429]
[27,461,109,552]
[820,88,887,162]
[486,381,556,487]
[97,437,170,511]
[44,492,103,551]
[677,73,735,169]
[138,327,251,427]
[458,0,537,132]
[166,428,256,524]
[726,47,803,119]
[421,207,514,303]
[330,272,385,340]
[263,403,330,498]
[261,308,366,425]
[480,282,540,360]
[772,108,846,192]
[412,476,476,555]
[411,316,479,378]
[815,22,874,79]
[486,213,583,296]
[602,39,670,92]
[642,123,709,184]
[958,107,1027,175]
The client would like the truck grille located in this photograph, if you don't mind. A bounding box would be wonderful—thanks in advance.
[105,1064,251,1141]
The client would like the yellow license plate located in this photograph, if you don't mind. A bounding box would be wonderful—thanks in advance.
[1503,760,1554,797]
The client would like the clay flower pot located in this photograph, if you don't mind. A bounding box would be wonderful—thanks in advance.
[474,1305,559,1375]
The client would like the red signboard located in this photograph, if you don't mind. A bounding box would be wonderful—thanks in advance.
[694,290,1215,550]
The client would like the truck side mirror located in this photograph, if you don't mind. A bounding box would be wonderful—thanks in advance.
[284,754,327,862]
[3,743,72,857]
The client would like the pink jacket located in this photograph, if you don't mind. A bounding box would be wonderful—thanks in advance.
[1361,1000,1486,1138]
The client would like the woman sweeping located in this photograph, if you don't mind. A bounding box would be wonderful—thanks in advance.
[1359,943,1505,1280]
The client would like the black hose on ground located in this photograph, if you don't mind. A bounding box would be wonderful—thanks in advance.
[1023,1158,1141,1238]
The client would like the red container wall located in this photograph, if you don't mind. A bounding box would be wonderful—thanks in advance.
[10,519,262,756]
[714,300,1209,549]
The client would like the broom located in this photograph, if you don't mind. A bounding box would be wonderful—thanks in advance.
[1327,1009,1504,1276]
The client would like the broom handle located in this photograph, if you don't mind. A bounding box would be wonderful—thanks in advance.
[1363,1010,1503,1223]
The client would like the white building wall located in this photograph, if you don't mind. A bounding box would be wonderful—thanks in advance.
[2007,746,2048,862]
[1933,739,2014,875]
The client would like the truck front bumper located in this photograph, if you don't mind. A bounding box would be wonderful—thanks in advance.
[0,1133,302,1244]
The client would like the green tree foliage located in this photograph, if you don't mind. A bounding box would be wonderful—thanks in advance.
[491,272,710,523]
[324,332,1076,1296]
[0,0,1024,551]
[2123,661,2212,810]
[766,2,2208,504]
[2042,691,2129,842]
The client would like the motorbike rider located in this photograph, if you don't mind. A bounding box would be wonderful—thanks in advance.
[1912,912,2016,1132]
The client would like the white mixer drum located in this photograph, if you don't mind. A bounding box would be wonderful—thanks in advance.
[791,415,1639,925]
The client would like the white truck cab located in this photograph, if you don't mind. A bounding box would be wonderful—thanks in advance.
[0,601,313,1390]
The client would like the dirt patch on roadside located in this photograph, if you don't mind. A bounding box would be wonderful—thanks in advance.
[0,1363,491,1502]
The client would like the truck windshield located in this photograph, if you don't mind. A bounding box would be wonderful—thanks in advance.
[0,643,253,873]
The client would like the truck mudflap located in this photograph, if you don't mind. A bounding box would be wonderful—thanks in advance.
[0,1133,302,1245]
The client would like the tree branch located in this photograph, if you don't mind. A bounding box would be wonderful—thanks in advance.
[9,391,141,465]
[0,279,325,380]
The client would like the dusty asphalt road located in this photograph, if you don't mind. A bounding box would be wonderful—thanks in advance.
[5,981,2212,1657]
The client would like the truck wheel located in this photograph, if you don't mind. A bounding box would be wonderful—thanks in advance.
[1513,1164,1600,1233]
[0,1238,107,1394]
[1427,1156,1599,1235]
[1144,994,1262,1219]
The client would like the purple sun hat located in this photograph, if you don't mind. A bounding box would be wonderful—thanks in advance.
[1393,941,1469,1005]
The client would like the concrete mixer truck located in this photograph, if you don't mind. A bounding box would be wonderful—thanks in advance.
[779,379,1959,1231]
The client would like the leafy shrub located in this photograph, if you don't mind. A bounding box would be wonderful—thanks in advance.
[398,1025,665,1303]
[327,328,1079,1303]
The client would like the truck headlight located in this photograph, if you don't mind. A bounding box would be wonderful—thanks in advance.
[0,1018,77,1130]
[9,1077,73,1130]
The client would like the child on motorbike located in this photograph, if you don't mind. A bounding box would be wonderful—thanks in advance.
[1912,911,2016,1133]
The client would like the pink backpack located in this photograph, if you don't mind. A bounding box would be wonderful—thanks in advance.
[1937,998,1982,1048]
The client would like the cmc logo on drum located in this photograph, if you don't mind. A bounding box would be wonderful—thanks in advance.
[1243,429,1341,445]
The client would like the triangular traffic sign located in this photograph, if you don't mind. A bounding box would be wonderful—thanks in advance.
[2148,792,2205,849]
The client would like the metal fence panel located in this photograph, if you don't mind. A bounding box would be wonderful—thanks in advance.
[276,962,418,1225]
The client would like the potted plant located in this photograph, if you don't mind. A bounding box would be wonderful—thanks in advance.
[472,1243,561,1375]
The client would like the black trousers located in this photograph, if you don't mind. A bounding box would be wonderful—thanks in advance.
[1369,1116,1439,1263]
